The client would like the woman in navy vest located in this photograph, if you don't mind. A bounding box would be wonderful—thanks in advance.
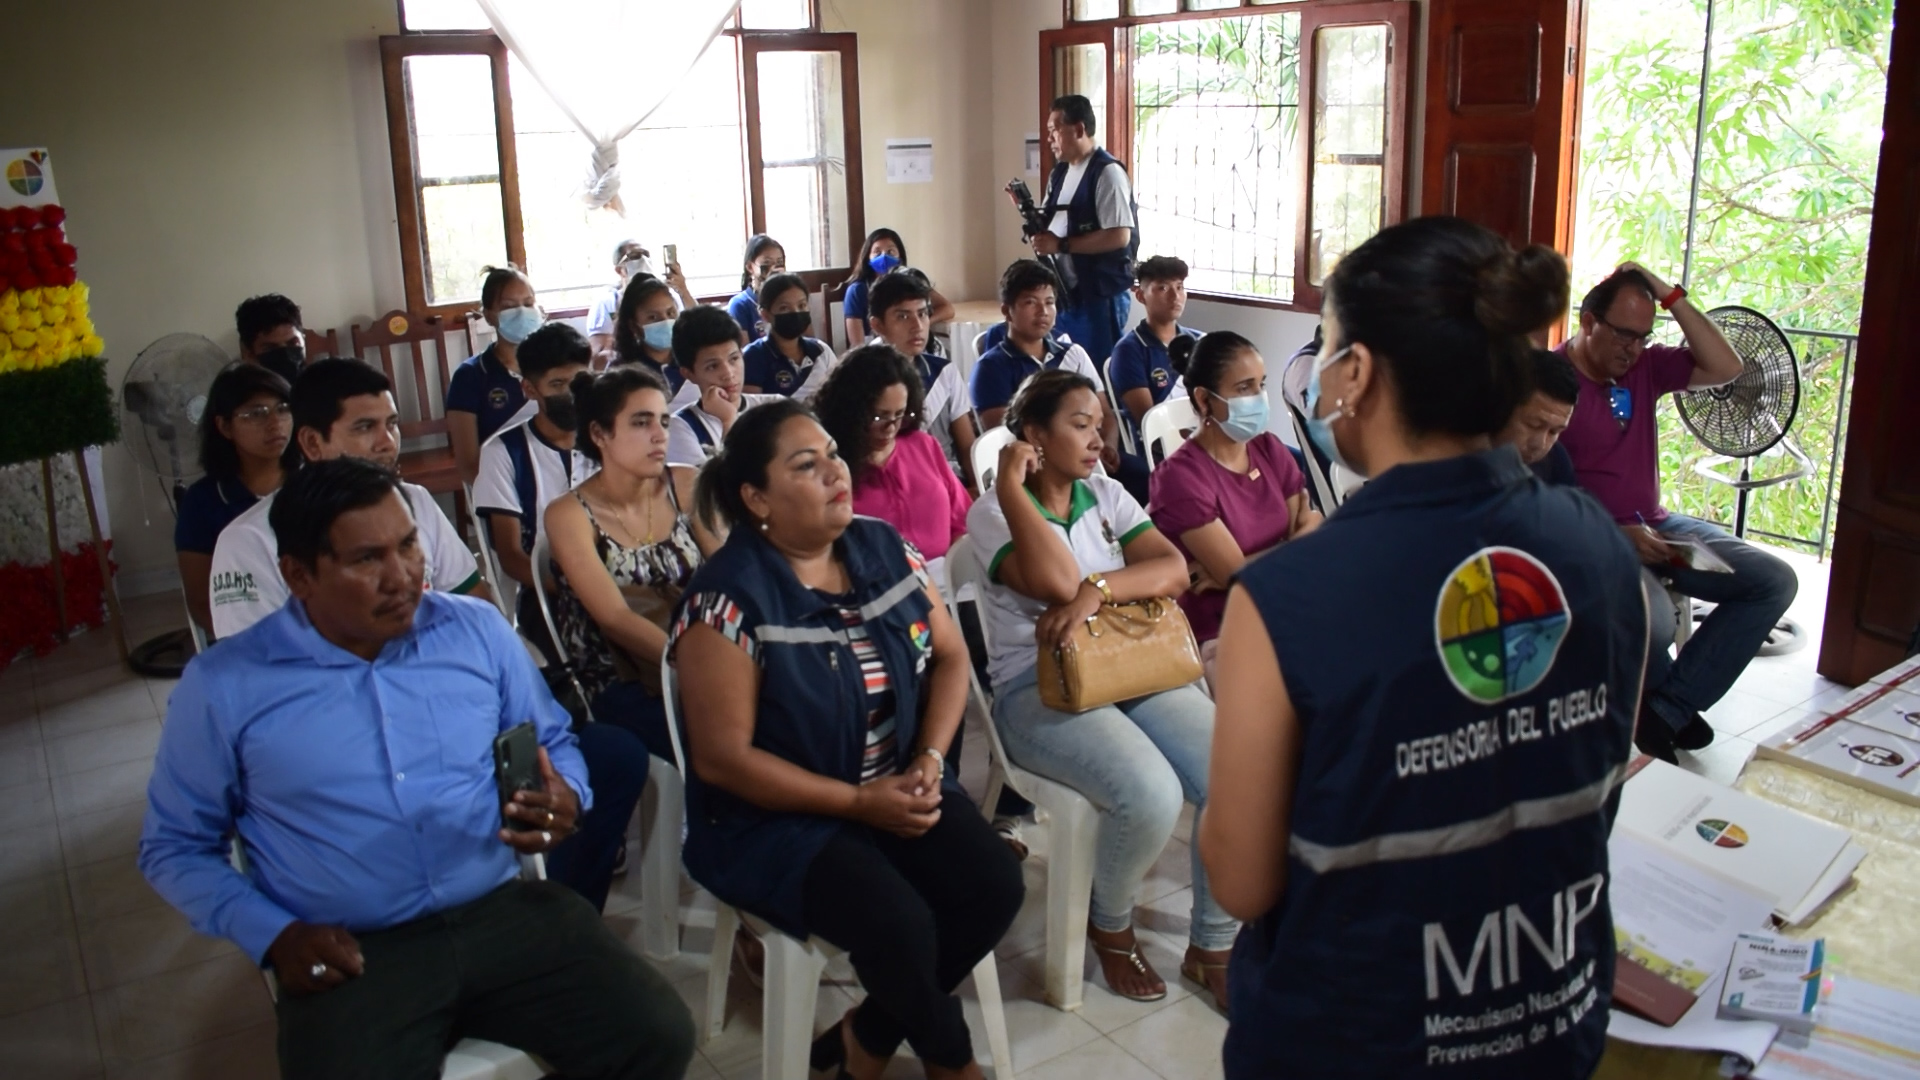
[669,400,1023,1080]
[1200,217,1649,1078]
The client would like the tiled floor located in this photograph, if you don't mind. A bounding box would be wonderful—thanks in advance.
[0,543,1848,1079]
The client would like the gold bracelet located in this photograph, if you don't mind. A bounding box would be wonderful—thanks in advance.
[1086,572,1114,604]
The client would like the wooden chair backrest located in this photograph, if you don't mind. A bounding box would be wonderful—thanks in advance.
[350,310,455,441]
[302,327,341,361]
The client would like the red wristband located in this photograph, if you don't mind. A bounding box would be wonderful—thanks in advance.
[1660,285,1687,310]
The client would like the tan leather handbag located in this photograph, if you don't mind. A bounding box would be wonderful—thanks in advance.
[1037,598,1204,713]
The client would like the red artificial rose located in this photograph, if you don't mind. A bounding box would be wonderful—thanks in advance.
[56,267,76,287]
[0,208,16,230]
[53,243,77,265]
[25,227,52,250]
[29,251,55,276]
[14,269,41,291]
[41,205,67,228]
[1,233,23,255]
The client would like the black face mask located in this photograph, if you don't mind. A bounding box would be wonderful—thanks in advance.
[543,394,578,431]
[255,344,305,384]
[771,311,812,340]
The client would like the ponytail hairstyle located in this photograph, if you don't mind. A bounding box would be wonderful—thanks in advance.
[613,274,674,363]
[477,263,531,314]
[1182,331,1258,409]
[1005,369,1099,444]
[694,397,815,533]
[571,365,668,465]
[1324,216,1568,438]
[1166,333,1197,379]
[740,234,783,291]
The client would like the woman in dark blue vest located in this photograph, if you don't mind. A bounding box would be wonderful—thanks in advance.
[669,400,1023,1080]
[1200,216,1649,1079]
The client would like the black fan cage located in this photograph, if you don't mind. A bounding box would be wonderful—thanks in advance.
[1673,305,1800,458]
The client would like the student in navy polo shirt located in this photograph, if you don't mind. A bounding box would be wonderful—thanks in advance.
[839,228,957,345]
[741,273,837,400]
[1107,255,1199,498]
[448,264,544,484]
[969,260,1118,471]
[611,274,691,405]
[1202,217,1646,1078]
[175,363,290,636]
[726,234,785,342]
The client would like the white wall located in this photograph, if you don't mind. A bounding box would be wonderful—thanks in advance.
[824,0,999,302]
[1,0,405,595]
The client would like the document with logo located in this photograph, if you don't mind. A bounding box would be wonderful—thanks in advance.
[1758,714,1920,809]
[1811,679,1920,744]
[1607,832,1780,1060]
[1616,759,1859,922]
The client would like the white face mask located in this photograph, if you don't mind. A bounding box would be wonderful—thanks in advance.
[621,255,650,279]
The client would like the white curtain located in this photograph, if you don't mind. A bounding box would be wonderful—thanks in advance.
[476,0,742,215]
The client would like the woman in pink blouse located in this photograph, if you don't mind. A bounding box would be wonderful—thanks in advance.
[814,344,973,586]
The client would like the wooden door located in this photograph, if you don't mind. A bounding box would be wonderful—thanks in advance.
[1419,0,1586,253]
[1818,0,1920,684]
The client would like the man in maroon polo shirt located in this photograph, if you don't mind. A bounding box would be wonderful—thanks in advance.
[1558,262,1798,763]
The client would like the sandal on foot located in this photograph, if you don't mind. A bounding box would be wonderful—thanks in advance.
[1090,935,1168,1002]
[992,817,1029,862]
[1181,952,1230,1013]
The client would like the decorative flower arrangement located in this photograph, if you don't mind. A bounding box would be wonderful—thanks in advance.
[0,205,103,374]
[0,455,112,671]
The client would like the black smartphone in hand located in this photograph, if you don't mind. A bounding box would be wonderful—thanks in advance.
[492,722,541,832]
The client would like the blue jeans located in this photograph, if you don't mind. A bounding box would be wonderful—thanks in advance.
[1645,514,1798,732]
[991,666,1237,951]
[1056,292,1131,371]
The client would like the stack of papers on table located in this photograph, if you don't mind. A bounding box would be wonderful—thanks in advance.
[1757,667,1920,809]
[1746,976,1920,1079]
[1615,759,1865,924]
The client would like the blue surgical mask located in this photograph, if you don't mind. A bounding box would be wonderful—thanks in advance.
[641,320,673,351]
[1219,391,1269,443]
[869,251,902,275]
[1305,346,1356,473]
[496,305,543,345]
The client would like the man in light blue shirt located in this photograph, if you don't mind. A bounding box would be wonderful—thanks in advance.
[140,458,693,1080]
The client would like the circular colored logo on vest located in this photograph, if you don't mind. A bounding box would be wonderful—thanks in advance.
[1434,547,1571,705]
[6,157,45,197]
[1694,818,1749,848]
[1846,743,1904,767]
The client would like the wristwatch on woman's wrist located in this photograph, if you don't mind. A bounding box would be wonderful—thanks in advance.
[916,747,945,777]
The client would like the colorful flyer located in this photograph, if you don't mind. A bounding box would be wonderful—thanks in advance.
[1718,933,1824,1033]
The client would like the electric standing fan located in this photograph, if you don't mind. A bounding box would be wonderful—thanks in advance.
[1673,305,1812,655]
[120,333,231,676]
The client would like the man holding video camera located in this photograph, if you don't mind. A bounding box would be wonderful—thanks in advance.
[140,457,694,1080]
[1027,93,1138,366]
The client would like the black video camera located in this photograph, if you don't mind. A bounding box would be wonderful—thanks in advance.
[1004,178,1078,300]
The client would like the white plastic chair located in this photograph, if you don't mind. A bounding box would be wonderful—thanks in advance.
[527,531,685,961]
[231,841,551,1079]
[971,425,1018,493]
[465,482,516,622]
[1139,396,1198,471]
[947,536,1102,1013]
[660,655,1015,1079]
[1101,357,1139,458]
[1286,401,1344,515]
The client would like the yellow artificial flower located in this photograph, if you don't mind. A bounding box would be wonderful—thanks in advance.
[44,303,66,326]
[20,309,41,331]
[71,281,88,302]
[0,312,16,334]
[46,286,68,305]
[0,291,16,314]
[81,334,104,353]
[9,329,33,350]
[19,290,39,310]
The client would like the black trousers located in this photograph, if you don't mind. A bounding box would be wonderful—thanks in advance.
[275,880,694,1080]
[800,800,1026,1069]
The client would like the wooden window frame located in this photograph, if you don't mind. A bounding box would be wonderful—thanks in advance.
[731,0,821,33]
[380,32,527,323]
[1044,0,1415,313]
[382,14,864,315]
[737,32,867,294]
